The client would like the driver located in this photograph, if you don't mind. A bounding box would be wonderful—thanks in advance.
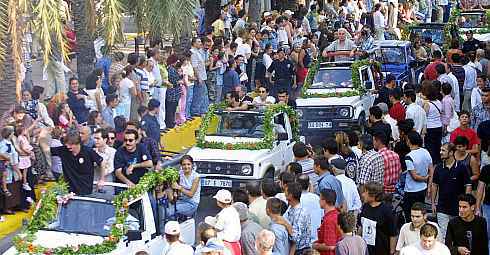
[322,28,356,61]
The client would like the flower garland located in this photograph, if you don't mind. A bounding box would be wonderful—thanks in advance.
[196,103,299,150]
[301,58,377,98]
[13,168,179,254]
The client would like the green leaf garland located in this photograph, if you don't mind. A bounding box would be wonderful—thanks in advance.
[301,58,376,98]
[13,168,179,255]
[196,104,299,150]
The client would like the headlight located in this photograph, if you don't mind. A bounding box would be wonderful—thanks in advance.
[241,164,253,175]
[339,108,350,117]
[296,109,304,118]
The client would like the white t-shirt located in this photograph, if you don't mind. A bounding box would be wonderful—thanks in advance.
[336,174,362,211]
[471,87,483,110]
[406,103,427,134]
[253,96,276,105]
[373,11,385,29]
[214,206,241,242]
[94,146,116,175]
[396,221,441,251]
[119,77,134,105]
[164,241,194,255]
[405,148,432,192]
[236,43,251,62]
[263,53,273,70]
[400,241,450,255]
[426,100,442,129]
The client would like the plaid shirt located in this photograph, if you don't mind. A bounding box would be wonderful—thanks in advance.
[285,204,312,251]
[471,103,490,130]
[317,209,340,255]
[167,66,183,102]
[357,149,385,185]
[378,147,401,193]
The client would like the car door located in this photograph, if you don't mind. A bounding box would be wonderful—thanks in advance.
[141,194,166,254]
[282,114,295,165]
[359,66,376,114]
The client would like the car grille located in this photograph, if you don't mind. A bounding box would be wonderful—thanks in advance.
[298,107,350,120]
[195,161,253,176]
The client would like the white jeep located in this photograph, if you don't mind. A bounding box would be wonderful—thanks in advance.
[187,107,297,194]
[4,182,195,255]
[296,61,376,146]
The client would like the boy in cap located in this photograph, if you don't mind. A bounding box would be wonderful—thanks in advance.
[205,189,242,255]
[163,221,193,255]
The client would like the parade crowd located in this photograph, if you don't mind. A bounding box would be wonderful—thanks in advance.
[2,0,490,254]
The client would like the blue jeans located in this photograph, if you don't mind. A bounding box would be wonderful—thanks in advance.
[185,85,194,118]
[191,81,209,116]
[482,203,490,252]
[175,197,198,217]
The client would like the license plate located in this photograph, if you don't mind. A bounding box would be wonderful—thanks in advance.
[201,179,232,188]
[308,121,332,129]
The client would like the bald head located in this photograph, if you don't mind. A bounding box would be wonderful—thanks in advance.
[256,230,275,252]
[79,126,92,144]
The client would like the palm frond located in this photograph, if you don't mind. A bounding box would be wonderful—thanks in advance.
[147,0,198,41]
[86,0,97,36]
[100,0,124,50]
[0,0,10,78]
[33,0,69,65]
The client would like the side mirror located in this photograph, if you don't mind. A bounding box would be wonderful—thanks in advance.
[126,230,142,242]
[277,133,289,141]
[364,81,373,90]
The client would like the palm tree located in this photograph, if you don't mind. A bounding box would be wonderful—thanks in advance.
[248,0,262,24]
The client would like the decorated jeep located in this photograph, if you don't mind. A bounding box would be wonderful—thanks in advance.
[408,23,448,47]
[187,104,299,194]
[458,10,490,41]
[5,169,196,255]
[374,40,426,86]
[296,59,377,146]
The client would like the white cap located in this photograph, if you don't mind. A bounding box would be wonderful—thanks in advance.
[263,11,271,17]
[284,10,294,16]
[204,216,218,227]
[213,189,232,203]
[164,221,180,235]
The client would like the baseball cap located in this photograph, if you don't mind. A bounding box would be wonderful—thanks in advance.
[213,189,232,203]
[284,10,294,15]
[148,98,160,109]
[376,102,389,114]
[201,238,225,252]
[331,158,346,171]
[233,202,249,221]
[263,11,271,17]
[164,221,180,235]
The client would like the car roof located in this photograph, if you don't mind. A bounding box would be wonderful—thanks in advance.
[374,40,411,47]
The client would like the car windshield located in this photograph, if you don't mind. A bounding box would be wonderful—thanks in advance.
[312,68,353,88]
[412,28,444,45]
[46,199,115,236]
[459,14,486,28]
[207,112,265,138]
[376,47,406,64]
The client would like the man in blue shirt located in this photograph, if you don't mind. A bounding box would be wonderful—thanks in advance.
[314,156,346,209]
[266,197,291,255]
[141,99,161,145]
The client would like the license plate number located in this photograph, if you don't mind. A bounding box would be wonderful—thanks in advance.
[201,179,232,188]
[308,121,332,129]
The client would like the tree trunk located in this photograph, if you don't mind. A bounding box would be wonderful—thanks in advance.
[204,0,220,33]
[0,37,18,116]
[248,0,261,24]
[72,0,95,86]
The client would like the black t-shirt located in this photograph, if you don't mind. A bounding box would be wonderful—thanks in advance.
[114,143,152,184]
[478,165,490,205]
[446,216,488,255]
[368,120,392,141]
[374,86,401,108]
[462,39,481,54]
[358,202,397,255]
[267,59,295,84]
[51,145,103,195]
[433,162,471,215]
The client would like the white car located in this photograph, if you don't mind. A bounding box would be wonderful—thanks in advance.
[3,182,195,255]
[188,109,296,193]
[296,61,376,146]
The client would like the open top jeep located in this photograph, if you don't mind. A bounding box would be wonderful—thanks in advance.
[296,60,376,146]
[187,104,299,194]
[459,10,490,41]
[409,23,448,47]
[374,40,426,86]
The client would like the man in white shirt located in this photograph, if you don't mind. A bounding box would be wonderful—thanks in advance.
[471,74,487,110]
[93,128,116,191]
[437,63,460,112]
[400,223,450,255]
[377,103,400,141]
[404,90,427,134]
[162,221,194,255]
[205,189,242,252]
[247,182,271,228]
[463,58,478,112]
[297,174,323,242]
[396,202,441,252]
[373,3,386,40]
[253,86,276,107]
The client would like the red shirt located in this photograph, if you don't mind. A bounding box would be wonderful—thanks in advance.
[316,209,340,255]
[424,60,443,81]
[378,147,401,193]
[450,127,480,149]
[389,101,406,122]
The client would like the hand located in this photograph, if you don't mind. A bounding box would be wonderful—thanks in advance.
[476,209,481,216]
[126,164,134,175]
[96,180,105,191]
[127,182,136,188]
[457,246,471,255]
[171,182,181,190]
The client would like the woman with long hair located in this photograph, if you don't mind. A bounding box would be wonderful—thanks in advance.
[335,131,358,180]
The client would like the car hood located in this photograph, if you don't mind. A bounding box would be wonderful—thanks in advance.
[188,144,269,163]
[296,95,360,107]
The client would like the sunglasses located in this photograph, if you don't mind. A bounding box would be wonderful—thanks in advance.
[259,90,267,93]
[108,137,115,140]
[124,139,135,142]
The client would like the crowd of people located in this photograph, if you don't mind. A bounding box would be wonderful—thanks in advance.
[1,0,490,254]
